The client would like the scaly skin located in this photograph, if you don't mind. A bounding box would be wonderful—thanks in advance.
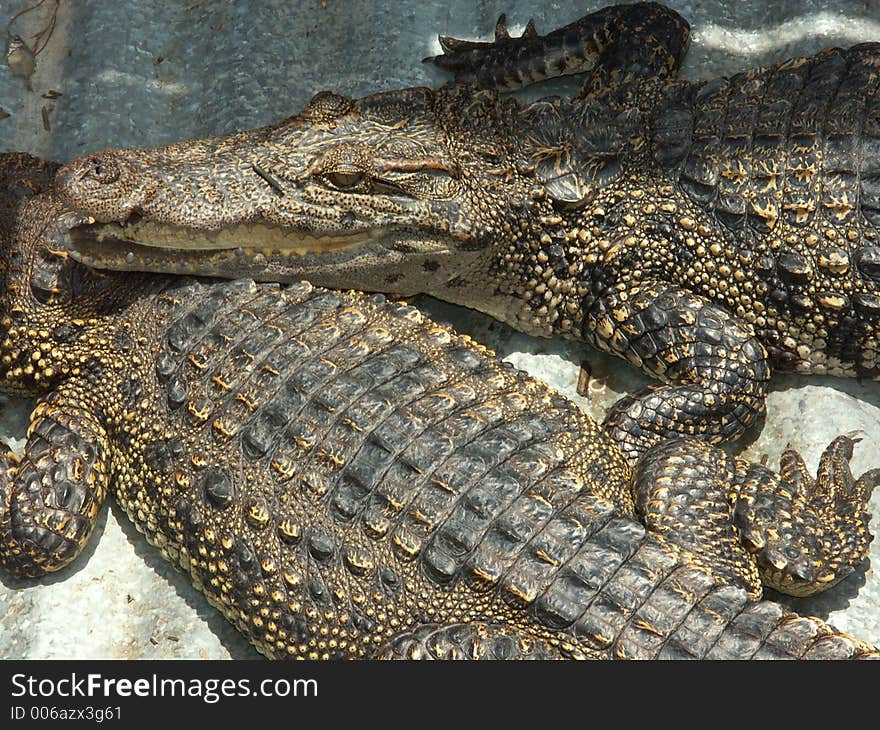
[53,3,880,464]
[1,151,879,659]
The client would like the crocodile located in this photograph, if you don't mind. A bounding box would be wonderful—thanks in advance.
[53,2,880,466]
[1,151,879,659]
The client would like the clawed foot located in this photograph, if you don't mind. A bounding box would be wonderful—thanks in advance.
[426,13,541,72]
[734,436,880,596]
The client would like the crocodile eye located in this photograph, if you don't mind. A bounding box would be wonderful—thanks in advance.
[326,171,366,190]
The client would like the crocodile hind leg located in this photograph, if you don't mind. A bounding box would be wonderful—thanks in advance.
[0,385,110,577]
[426,2,689,93]
[634,437,879,598]
[378,437,878,660]
[584,279,770,464]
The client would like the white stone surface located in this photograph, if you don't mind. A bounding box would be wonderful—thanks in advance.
[0,0,879,658]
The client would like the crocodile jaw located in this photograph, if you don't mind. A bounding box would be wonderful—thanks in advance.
[83,218,384,253]
[67,218,458,289]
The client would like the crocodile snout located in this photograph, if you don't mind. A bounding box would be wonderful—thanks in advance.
[54,151,143,222]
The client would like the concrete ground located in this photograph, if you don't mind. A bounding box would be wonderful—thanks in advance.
[0,0,878,659]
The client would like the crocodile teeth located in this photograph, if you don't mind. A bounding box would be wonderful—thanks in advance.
[89,220,374,255]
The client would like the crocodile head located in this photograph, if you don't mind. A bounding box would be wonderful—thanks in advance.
[56,83,633,333]
[56,86,533,298]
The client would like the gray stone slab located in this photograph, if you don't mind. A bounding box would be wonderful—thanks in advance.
[0,0,878,658]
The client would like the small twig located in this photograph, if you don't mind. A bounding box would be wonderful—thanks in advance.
[5,0,59,57]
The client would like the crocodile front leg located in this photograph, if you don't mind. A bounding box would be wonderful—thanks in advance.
[0,384,110,577]
[584,279,770,464]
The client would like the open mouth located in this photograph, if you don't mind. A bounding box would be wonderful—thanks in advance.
[76,215,381,253]
[67,215,388,273]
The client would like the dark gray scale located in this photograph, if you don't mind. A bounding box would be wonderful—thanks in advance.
[254,336,316,380]
[316,379,410,463]
[229,537,263,604]
[790,50,848,137]
[620,566,717,659]
[154,352,177,382]
[307,528,335,562]
[373,363,444,405]
[575,531,679,654]
[432,407,495,451]
[463,417,522,467]
[824,47,873,138]
[534,143,593,208]
[860,133,880,227]
[526,496,617,629]
[164,372,188,410]
[678,137,719,208]
[854,291,880,319]
[422,412,564,581]
[240,398,293,461]
[268,290,342,336]
[165,311,208,355]
[690,78,728,141]
[411,425,528,584]
[662,584,749,659]
[651,82,697,170]
[510,413,555,445]
[323,355,453,524]
[321,355,433,482]
[820,133,860,226]
[339,389,397,440]
[612,560,713,658]
[762,621,828,659]
[678,79,731,208]
[408,382,476,423]
[561,514,646,647]
[184,287,300,396]
[856,246,880,282]
[339,436,397,499]
[706,599,787,659]
[426,454,547,587]
[776,249,813,286]
[860,58,880,226]
[330,474,374,522]
[164,280,256,356]
[214,324,290,392]
[374,405,441,453]
[346,344,422,390]
[286,356,338,397]
[752,62,802,139]
[720,68,762,140]
[176,495,202,534]
[371,461,426,524]
[393,427,453,475]
[460,476,555,588]
[202,467,235,510]
[143,437,184,471]
[500,488,589,620]
[502,441,563,487]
